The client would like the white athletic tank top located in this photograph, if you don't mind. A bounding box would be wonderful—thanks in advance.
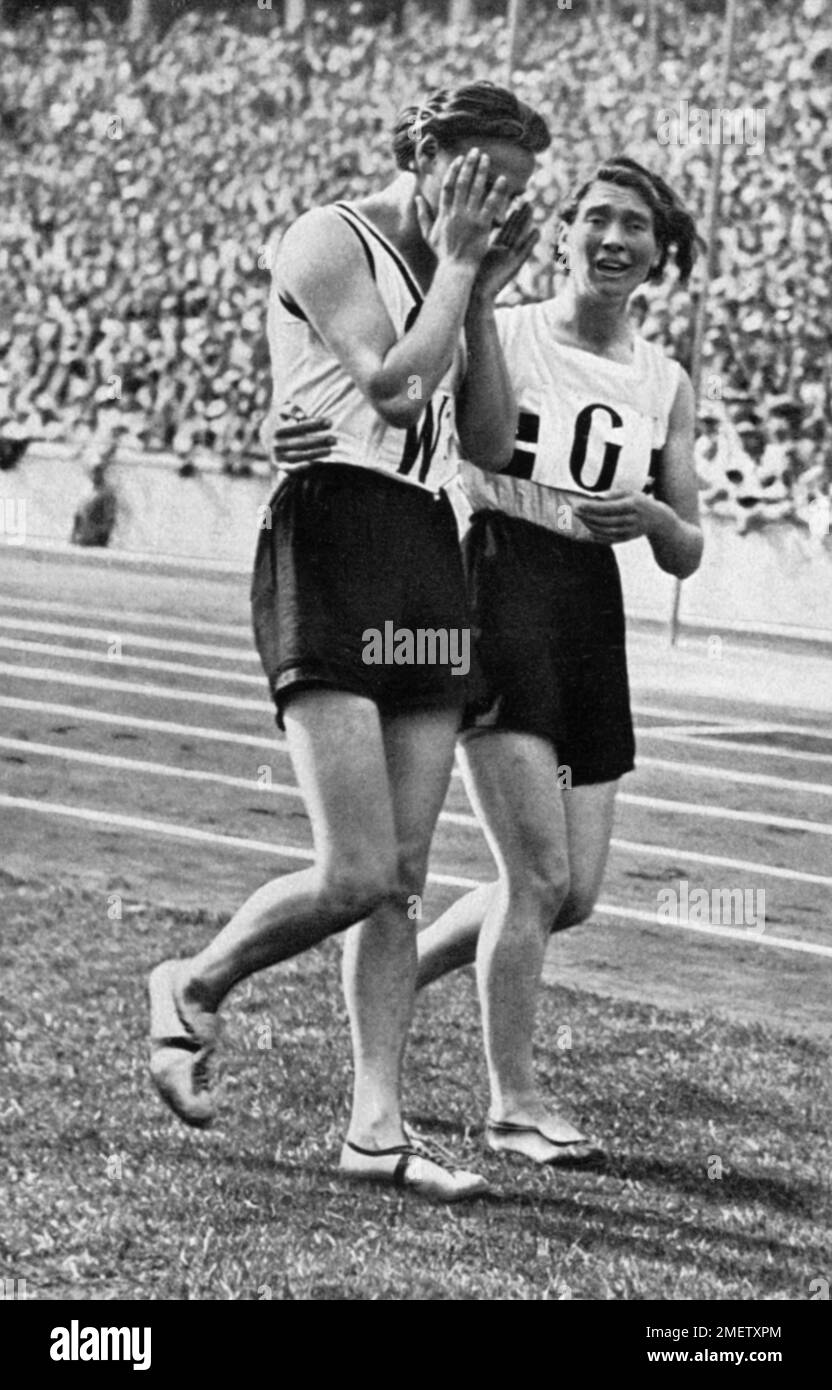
[268,202,465,493]
[456,299,682,540]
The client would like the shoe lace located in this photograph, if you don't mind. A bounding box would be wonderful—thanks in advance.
[404,1126,462,1172]
[192,1047,213,1092]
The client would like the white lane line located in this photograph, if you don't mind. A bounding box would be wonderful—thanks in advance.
[0,617,258,663]
[610,837,832,887]
[632,703,831,740]
[6,699,831,842]
[637,756,832,799]
[3,794,830,959]
[0,695,277,748]
[6,692,829,834]
[0,600,826,743]
[640,728,832,768]
[4,734,832,889]
[620,792,830,837]
[0,664,269,711]
[0,793,467,893]
[639,723,765,738]
[0,737,294,795]
[0,638,264,685]
[6,652,830,797]
[5,694,830,846]
[9,668,828,804]
[0,595,246,639]
[5,659,828,777]
[591,903,832,957]
[9,659,826,798]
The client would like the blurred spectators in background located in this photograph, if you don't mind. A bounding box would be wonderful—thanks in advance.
[0,0,829,534]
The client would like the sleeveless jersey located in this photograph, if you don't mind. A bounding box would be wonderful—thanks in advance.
[457,299,682,540]
[267,202,465,493]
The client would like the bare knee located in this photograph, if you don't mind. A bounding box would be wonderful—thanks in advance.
[317,855,398,921]
[503,863,571,929]
[388,844,430,917]
[553,886,599,933]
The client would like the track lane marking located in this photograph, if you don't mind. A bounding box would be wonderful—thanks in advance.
[4,675,827,828]
[632,703,831,740]
[0,595,248,639]
[5,669,831,814]
[590,903,831,955]
[3,737,831,888]
[619,792,830,836]
[609,838,832,886]
[0,736,296,795]
[0,663,268,710]
[0,638,263,685]
[3,794,830,959]
[0,695,277,748]
[635,756,832,798]
[5,660,828,796]
[4,698,830,841]
[5,662,830,787]
[5,665,827,796]
[0,617,258,662]
[640,728,832,767]
[0,605,827,740]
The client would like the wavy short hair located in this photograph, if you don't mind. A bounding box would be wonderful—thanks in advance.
[561,156,702,285]
[392,82,550,172]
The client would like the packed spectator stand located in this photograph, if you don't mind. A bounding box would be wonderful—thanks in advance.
[0,0,829,536]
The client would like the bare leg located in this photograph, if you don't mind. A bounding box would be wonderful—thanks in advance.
[555,779,618,929]
[342,706,461,1149]
[416,881,495,989]
[182,690,399,1012]
[456,732,572,1127]
[417,731,620,1153]
[416,775,618,985]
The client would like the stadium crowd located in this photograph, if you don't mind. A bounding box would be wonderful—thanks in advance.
[0,0,830,534]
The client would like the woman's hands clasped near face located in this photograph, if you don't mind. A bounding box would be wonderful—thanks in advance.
[472,201,540,303]
[416,149,539,300]
[415,148,513,273]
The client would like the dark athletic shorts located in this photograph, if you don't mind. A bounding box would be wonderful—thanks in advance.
[251,462,471,729]
[462,509,635,786]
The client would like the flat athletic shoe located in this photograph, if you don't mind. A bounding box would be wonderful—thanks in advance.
[340,1133,490,1203]
[148,959,219,1128]
[486,1118,605,1169]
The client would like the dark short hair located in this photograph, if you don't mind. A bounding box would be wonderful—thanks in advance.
[392,81,550,172]
[561,156,701,285]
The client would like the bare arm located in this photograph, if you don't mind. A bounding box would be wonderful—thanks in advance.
[276,151,509,430]
[648,371,704,578]
[456,204,540,468]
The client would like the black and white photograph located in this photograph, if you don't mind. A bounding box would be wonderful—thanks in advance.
[0,0,830,1328]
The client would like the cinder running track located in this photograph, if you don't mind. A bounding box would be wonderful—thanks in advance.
[2,549,830,1038]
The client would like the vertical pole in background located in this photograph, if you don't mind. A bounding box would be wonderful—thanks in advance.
[129,0,152,41]
[647,0,659,70]
[505,0,526,83]
[669,0,739,645]
[285,0,306,33]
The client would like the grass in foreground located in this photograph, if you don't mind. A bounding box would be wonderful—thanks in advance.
[1,872,830,1301]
